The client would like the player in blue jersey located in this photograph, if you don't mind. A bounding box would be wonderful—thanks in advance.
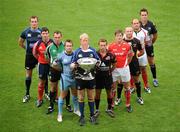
[52,40,80,123]
[71,33,100,126]
[18,16,48,103]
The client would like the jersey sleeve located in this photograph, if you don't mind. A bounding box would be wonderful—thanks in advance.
[151,22,158,34]
[20,29,26,39]
[110,53,117,63]
[71,48,79,63]
[136,39,143,51]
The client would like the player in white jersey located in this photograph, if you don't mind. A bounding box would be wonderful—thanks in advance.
[132,19,151,93]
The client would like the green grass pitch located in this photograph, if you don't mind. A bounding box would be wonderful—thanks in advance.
[0,0,180,131]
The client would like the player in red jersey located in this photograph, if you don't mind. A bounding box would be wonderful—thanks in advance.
[108,29,134,112]
[33,27,52,107]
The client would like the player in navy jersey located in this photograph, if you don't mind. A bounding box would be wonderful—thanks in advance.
[140,8,159,87]
[71,33,100,126]
[18,16,43,103]
[94,38,116,118]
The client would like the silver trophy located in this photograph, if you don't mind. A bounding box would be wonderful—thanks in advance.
[77,57,98,80]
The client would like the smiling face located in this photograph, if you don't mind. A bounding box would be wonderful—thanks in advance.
[65,41,73,53]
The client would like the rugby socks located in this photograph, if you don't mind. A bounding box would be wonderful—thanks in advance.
[95,99,100,110]
[49,91,55,108]
[135,82,141,98]
[88,102,94,117]
[66,90,70,106]
[44,78,48,94]
[111,89,116,103]
[124,88,131,107]
[56,86,58,100]
[150,64,157,79]
[25,77,31,95]
[72,95,78,111]
[130,77,135,88]
[117,84,123,99]
[142,69,148,88]
[79,102,85,118]
[107,98,112,109]
[38,84,44,100]
[58,97,64,115]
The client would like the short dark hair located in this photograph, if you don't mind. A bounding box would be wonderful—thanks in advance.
[64,39,73,46]
[114,29,123,36]
[140,8,148,14]
[98,38,108,45]
[41,27,49,33]
[54,31,62,36]
[29,16,39,21]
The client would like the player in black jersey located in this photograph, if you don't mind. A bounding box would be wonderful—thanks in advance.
[124,27,144,105]
[140,8,159,87]
[94,38,116,118]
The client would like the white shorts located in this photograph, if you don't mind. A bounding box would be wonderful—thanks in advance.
[112,66,130,83]
[138,49,148,67]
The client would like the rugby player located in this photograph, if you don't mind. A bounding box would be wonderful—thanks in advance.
[94,38,116,118]
[132,19,151,94]
[32,27,52,107]
[140,8,159,87]
[108,29,134,112]
[52,40,80,122]
[71,33,100,126]
[124,27,144,105]
[46,31,72,114]
[18,16,42,103]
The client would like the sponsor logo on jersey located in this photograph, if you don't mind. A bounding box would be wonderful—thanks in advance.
[122,48,126,50]
[101,62,106,67]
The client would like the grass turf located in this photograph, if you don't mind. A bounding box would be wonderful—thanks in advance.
[0,0,180,131]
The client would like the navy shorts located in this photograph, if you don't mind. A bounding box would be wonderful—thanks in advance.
[145,45,154,57]
[49,67,61,82]
[95,74,113,89]
[38,63,49,80]
[25,54,38,70]
[129,60,141,76]
[76,79,96,90]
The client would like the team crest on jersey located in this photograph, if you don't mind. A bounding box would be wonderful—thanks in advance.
[27,33,31,37]
[105,56,110,60]
[39,46,43,50]
[78,54,83,58]
[53,50,56,53]
[89,54,93,58]
[38,34,41,38]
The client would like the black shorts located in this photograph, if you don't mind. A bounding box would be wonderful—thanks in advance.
[95,74,113,89]
[76,79,96,90]
[25,54,38,70]
[38,63,49,80]
[49,67,61,82]
[145,45,154,57]
[129,61,141,76]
